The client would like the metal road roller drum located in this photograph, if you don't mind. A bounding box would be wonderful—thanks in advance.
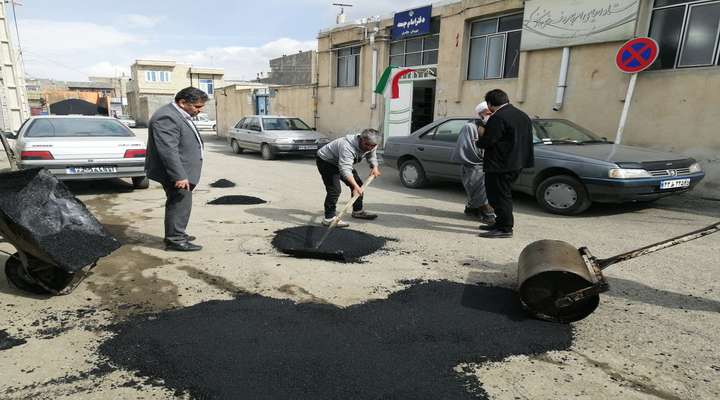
[517,221,720,323]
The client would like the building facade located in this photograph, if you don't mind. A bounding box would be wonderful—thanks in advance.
[127,60,224,126]
[0,2,29,131]
[313,0,720,196]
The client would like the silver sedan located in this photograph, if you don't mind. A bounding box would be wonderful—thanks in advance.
[227,115,330,160]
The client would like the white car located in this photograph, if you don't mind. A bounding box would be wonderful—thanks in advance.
[12,115,149,189]
[116,115,136,128]
[192,113,216,131]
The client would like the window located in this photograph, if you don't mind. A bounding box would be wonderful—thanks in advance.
[336,46,360,87]
[421,119,470,143]
[261,118,312,131]
[467,13,522,80]
[234,118,246,129]
[649,0,720,69]
[246,117,261,131]
[145,70,171,82]
[199,79,214,97]
[389,18,441,67]
[25,118,133,138]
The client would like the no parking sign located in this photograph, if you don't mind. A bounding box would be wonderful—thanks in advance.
[614,37,659,144]
[616,37,659,73]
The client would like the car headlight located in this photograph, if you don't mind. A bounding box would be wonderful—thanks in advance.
[275,138,293,144]
[317,137,330,143]
[689,162,703,173]
[608,168,651,179]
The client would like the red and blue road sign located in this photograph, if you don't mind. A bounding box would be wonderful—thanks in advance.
[616,37,659,73]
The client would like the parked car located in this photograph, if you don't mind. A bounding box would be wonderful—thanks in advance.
[192,113,216,131]
[115,115,136,128]
[383,117,705,215]
[227,115,330,160]
[12,115,149,189]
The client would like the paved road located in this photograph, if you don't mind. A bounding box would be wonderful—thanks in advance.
[1,130,718,399]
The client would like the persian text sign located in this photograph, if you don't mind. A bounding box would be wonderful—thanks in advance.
[521,0,640,51]
[392,6,432,40]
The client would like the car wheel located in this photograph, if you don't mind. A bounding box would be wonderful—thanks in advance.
[535,175,591,215]
[231,139,243,154]
[399,159,428,188]
[132,176,150,189]
[261,144,276,160]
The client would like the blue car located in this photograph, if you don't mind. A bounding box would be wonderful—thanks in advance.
[382,118,705,215]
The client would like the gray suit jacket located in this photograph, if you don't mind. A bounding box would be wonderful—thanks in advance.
[145,103,204,185]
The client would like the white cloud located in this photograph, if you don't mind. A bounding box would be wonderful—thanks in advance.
[116,14,166,29]
[147,38,318,80]
[20,19,143,53]
[85,62,131,78]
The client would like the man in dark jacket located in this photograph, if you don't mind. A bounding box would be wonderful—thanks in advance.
[476,89,534,238]
[146,87,208,251]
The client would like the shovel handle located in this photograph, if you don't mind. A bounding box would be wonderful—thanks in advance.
[315,174,376,248]
[597,221,720,270]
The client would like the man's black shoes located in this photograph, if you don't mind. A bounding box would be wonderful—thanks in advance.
[478,229,513,238]
[165,241,202,252]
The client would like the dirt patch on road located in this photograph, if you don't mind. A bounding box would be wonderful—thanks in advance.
[100,280,573,399]
[207,195,267,205]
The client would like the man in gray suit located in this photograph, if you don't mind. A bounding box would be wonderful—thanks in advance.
[145,87,208,251]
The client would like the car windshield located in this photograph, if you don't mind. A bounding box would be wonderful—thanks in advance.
[262,118,311,131]
[24,118,134,138]
[532,119,604,144]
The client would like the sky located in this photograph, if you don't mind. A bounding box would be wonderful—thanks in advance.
[9,0,430,82]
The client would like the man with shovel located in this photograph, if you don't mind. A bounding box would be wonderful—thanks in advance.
[316,128,382,227]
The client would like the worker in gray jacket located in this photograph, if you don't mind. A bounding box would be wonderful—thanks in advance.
[451,101,496,225]
[316,128,382,227]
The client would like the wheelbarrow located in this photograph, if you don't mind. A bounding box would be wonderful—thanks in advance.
[0,168,121,295]
[517,221,720,323]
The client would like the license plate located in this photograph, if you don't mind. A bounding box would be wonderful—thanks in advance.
[298,145,317,150]
[66,166,117,174]
[660,178,690,189]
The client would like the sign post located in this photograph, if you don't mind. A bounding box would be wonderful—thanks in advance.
[614,37,658,144]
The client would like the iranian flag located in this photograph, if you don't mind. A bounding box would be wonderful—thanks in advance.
[374,66,415,99]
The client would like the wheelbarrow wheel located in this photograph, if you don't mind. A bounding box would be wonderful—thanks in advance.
[4,253,74,295]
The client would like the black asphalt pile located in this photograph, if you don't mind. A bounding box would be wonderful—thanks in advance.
[0,168,121,273]
[272,225,386,262]
[100,281,573,399]
[0,330,26,351]
[209,179,236,188]
[207,195,267,205]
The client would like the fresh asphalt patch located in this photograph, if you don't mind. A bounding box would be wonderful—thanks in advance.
[271,225,387,262]
[207,195,267,205]
[209,179,236,188]
[99,280,573,399]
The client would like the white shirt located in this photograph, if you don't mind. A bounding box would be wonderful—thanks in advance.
[172,102,204,159]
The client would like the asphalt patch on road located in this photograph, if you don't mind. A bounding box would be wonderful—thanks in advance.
[0,329,26,351]
[272,225,387,262]
[207,195,267,205]
[209,179,236,188]
[100,280,573,399]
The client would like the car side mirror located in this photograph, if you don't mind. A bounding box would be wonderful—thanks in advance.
[2,131,17,140]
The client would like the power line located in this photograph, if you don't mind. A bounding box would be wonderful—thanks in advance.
[9,0,26,72]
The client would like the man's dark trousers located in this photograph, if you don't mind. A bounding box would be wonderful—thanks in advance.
[485,171,520,232]
[162,182,196,244]
[316,157,363,219]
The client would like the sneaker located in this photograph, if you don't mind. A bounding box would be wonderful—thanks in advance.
[322,217,349,228]
[478,214,496,226]
[351,210,378,220]
[464,207,480,217]
[478,229,513,239]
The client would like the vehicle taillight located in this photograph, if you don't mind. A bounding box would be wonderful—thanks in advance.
[124,149,146,158]
[20,151,54,160]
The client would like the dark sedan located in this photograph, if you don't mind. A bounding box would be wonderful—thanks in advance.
[382,118,705,215]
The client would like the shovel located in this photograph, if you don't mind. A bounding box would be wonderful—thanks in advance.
[283,175,376,262]
[517,220,720,323]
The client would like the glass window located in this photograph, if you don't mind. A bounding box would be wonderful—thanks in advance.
[262,118,311,131]
[387,18,440,67]
[678,2,720,66]
[405,53,422,66]
[432,119,468,142]
[336,46,360,87]
[423,50,438,65]
[406,38,423,53]
[467,14,522,80]
[532,120,600,143]
[390,42,404,55]
[199,78,214,96]
[247,117,261,131]
[25,118,134,138]
[390,55,404,67]
[649,1,720,70]
[467,37,487,80]
[423,36,439,50]
[234,118,245,129]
